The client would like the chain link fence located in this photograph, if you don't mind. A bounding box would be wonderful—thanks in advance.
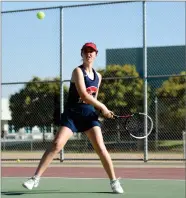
[1,1,185,161]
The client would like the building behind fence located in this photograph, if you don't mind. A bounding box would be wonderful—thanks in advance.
[1,1,186,161]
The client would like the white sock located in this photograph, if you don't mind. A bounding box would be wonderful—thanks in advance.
[110,179,117,183]
[33,175,40,180]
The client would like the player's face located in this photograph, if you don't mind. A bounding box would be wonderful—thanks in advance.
[82,47,97,63]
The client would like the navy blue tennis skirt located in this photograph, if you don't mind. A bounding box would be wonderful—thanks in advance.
[60,104,101,133]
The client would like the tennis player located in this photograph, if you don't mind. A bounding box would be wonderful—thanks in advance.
[22,42,124,194]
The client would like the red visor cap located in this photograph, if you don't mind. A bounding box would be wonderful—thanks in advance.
[81,42,98,53]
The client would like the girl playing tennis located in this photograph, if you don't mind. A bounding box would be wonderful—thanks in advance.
[22,42,124,194]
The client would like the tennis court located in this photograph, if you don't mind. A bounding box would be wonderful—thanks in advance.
[1,1,186,198]
[2,162,185,198]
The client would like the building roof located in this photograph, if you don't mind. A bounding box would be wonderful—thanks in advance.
[106,45,185,76]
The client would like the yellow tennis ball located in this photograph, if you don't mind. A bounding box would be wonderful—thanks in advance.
[37,11,45,20]
[16,159,20,163]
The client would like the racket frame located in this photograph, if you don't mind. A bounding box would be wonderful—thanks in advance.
[113,112,153,139]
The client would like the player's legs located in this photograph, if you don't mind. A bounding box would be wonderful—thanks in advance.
[85,126,124,194]
[22,126,73,190]
[85,126,116,180]
[34,126,73,177]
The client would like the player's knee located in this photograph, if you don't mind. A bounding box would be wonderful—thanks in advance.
[96,146,107,156]
[52,141,63,153]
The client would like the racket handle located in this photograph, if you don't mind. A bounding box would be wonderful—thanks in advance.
[113,115,119,119]
[113,114,132,119]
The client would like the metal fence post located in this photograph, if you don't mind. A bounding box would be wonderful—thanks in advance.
[183,131,186,159]
[59,7,64,162]
[31,138,33,151]
[155,96,159,151]
[143,1,148,162]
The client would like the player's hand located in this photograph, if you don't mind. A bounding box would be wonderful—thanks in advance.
[108,111,115,119]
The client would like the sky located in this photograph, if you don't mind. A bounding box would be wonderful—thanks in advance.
[1,1,185,98]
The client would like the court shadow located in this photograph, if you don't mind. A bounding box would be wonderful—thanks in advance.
[1,190,59,196]
[1,190,114,196]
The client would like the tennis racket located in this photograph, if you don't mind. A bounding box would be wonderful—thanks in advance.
[113,112,153,139]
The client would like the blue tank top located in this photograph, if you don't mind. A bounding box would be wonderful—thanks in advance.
[67,65,99,107]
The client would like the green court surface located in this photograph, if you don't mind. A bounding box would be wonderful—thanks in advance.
[1,178,185,198]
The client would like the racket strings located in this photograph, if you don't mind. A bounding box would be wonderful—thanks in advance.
[126,115,151,137]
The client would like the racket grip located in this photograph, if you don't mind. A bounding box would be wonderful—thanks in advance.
[113,115,119,119]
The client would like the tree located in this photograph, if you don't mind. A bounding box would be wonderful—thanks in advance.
[9,77,68,131]
[156,71,186,139]
[98,64,150,114]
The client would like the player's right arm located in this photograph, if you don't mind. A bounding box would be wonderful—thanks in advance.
[71,67,113,118]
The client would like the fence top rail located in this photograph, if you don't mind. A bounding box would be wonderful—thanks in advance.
[1,1,136,14]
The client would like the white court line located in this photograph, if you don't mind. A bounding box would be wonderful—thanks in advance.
[2,177,185,182]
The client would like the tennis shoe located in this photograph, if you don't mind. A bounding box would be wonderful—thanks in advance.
[110,178,124,194]
[22,176,40,190]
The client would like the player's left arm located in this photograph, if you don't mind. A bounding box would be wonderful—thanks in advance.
[95,72,102,99]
